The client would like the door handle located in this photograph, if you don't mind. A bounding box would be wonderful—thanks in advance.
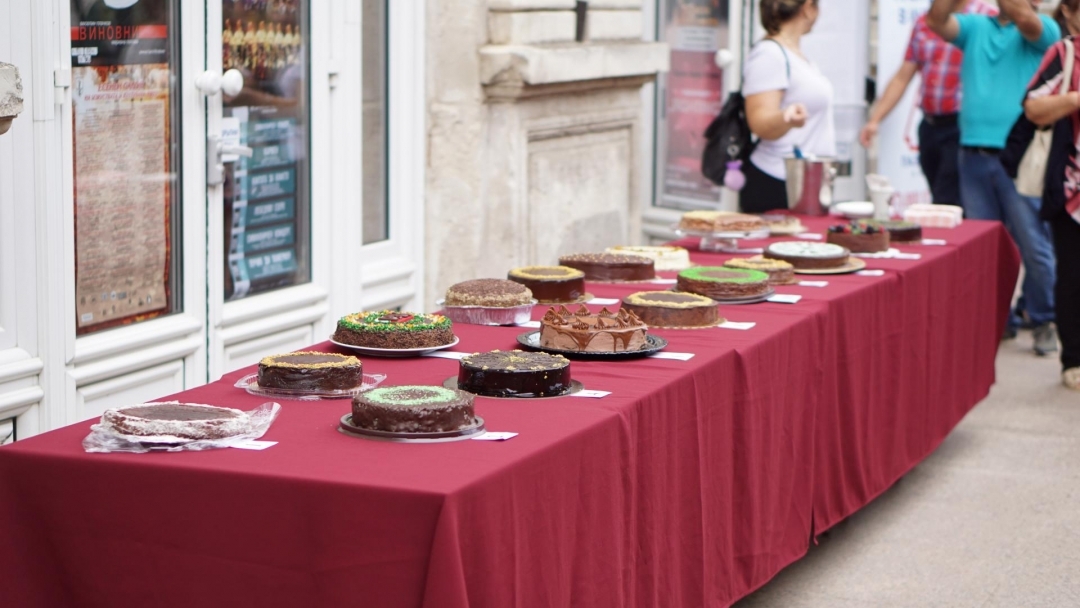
[195,69,245,97]
[207,134,253,186]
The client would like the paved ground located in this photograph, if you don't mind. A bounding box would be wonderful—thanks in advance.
[736,330,1080,608]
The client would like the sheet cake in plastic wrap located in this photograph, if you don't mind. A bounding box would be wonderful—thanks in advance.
[902,204,963,228]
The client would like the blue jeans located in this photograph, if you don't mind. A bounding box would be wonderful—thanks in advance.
[958,148,1056,327]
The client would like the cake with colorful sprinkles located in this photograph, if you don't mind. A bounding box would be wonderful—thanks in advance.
[723,256,796,285]
[507,266,586,303]
[258,351,363,392]
[333,311,455,350]
[458,350,572,397]
[539,305,649,352]
[676,266,771,300]
[621,291,721,328]
[351,385,477,433]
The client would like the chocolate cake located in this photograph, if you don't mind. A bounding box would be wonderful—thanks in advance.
[763,241,850,269]
[621,291,721,328]
[826,222,890,253]
[101,402,250,440]
[858,219,922,243]
[351,385,477,433]
[257,351,363,392]
[333,311,455,350]
[676,267,771,300]
[539,305,648,352]
[444,279,534,307]
[458,350,572,398]
[558,252,656,281]
[605,246,691,271]
[507,266,586,303]
[723,256,796,285]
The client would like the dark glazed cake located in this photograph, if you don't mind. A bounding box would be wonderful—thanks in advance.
[333,311,455,349]
[352,385,477,433]
[444,278,534,307]
[621,291,721,328]
[102,402,249,440]
[676,267,771,300]
[458,349,572,398]
[258,351,363,391]
[558,252,656,281]
[858,219,922,243]
[826,223,890,253]
[507,266,586,303]
[539,305,648,352]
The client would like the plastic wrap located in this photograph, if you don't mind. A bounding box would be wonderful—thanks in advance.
[436,299,536,326]
[234,373,386,400]
[82,401,281,453]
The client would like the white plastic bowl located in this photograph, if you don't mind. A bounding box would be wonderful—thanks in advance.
[832,201,875,219]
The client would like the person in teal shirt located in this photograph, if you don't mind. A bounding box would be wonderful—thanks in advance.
[928,0,1060,354]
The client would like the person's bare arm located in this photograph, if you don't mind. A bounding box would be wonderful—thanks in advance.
[745,90,807,141]
[1025,93,1080,127]
[999,0,1044,43]
[926,0,966,41]
[860,60,919,147]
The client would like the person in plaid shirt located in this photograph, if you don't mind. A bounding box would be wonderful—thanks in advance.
[859,0,997,207]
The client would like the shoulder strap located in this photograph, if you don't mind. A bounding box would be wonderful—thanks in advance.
[1063,38,1074,95]
[766,38,791,82]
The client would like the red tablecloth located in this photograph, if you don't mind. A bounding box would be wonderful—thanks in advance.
[0,218,1019,608]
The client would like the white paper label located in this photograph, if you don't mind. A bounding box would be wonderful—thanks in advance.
[421,351,470,360]
[588,298,620,306]
[798,280,828,287]
[795,233,824,240]
[229,440,277,451]
[221,117,242,162]
[893,252,922,260]
[767,294,802,304]
[472,432,519,441]
[648,352,695,361]
[718,321,756,330]
[517,320,541,328]
[649,278,677,285]
[570,390,612,398]
[922,238,947,246]
[857,269,886,276]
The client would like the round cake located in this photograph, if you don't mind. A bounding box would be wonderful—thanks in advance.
[101,402,250,440]
[351,385,477,433]
[458,349,572,398]
[507,266,586,303]
[558,252,656,282]
[605,245,692,271]
[540,305,649,352]
[858,219,922,243]
[257,351,363,392]
[333,311,455,350]
[676,267,771,300]
[444,278,533,307]
[763,241,850,269]
[723,257,796,285]
[826,223,890,253]
[621,291,721,328]
[679,211,767,233]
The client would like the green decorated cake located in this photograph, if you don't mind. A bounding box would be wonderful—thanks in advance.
[676,266,771,300]
[333,311,455,350]
[351,385,476,433]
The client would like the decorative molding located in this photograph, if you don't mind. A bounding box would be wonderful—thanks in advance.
[0,386,43,419]
[0,348,43,385]
[480,41,668,98]
[68,336,202,387]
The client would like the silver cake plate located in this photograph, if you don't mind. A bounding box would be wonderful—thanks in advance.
[672,224,770,253]
[515,331,668,360]
[330,336,460,358]
[442,376,584,399]
[234,373,387,401]
[338,414,486,443]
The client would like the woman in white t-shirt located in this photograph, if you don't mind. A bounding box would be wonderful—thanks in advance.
[741,0,836,213]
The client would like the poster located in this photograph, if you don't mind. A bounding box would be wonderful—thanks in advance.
[221,0,308,301]
[658,0,728,208]
[70,0,175,332]
[877,0,932,211]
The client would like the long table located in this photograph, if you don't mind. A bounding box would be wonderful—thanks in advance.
[0,218,1019,607]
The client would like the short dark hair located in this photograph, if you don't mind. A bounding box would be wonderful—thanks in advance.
[760,0,810,35]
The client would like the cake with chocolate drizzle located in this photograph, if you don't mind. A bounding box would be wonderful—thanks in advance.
[351,385,477,433]
[621,291,721,328]
[333,311,455,350]
[539,305,649,352]
[257,351,363,392]
[458,350,572,397]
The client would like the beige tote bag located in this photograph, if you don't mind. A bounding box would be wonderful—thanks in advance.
[1016,38,1074,198]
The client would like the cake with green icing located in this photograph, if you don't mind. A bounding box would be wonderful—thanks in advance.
[333,311,455,350]
[351,385,476,433]
[676,267,771,300]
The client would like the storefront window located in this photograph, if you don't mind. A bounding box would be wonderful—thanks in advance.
[362,0,388,244]
[70,0,182,334]
[654,0,729,210]
[222,0,311,301]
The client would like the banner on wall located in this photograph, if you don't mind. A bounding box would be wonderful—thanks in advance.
[877,0,932,211]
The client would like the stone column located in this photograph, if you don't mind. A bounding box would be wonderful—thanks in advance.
[424,0,668,300]
[0,63,24,136]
